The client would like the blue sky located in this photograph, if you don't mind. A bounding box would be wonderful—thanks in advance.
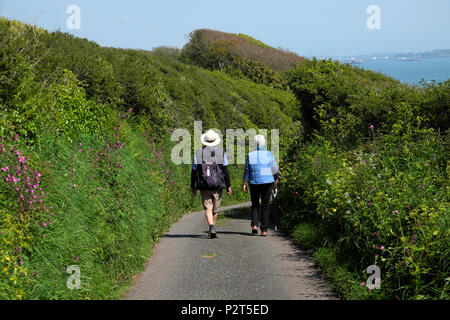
[1,0,449,57]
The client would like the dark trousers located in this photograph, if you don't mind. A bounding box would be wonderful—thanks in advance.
[249,183,273,232]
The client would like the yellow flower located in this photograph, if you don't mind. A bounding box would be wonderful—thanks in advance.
[332,208,337,212]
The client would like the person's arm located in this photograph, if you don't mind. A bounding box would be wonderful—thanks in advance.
[243,154,249,192]
[191,169,196,189]
[223,152,231,194]
[271,153,280,183]
[222,165,231,188]
[273,172,280,186]
[191,154,197,194]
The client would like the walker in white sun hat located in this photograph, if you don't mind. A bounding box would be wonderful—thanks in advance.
[201,129,221,147]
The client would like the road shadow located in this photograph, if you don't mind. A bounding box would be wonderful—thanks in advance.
[272,236,339,299]
[216,231,252,236]
[220,207,251,219]
[223,207,282,232]
[163,234,205,239]
[228,209,337,299]
[162,207,283,239]
[163,231,253,238]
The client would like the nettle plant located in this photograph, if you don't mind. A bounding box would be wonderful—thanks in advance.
[0,134,54,289]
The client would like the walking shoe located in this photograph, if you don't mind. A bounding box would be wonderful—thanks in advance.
[251,228,258,236]
[261,231,268,237]
[209,226,217,239]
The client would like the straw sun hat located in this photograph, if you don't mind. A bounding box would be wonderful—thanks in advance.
[200,129,221,147]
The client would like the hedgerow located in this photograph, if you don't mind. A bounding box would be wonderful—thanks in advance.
[278,58,449,300]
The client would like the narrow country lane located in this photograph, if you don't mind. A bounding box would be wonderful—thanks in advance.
[124,202,337,300]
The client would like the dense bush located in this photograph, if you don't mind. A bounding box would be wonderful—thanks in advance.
[180,29,303,88]
[420,80,450,132]
[284,58,449,143]
[181,29,304,71]
[279,127,449,299]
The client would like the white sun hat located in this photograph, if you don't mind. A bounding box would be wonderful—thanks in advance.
[201,129,221,147]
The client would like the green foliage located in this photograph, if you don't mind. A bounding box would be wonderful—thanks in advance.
[237,33,272,49]
[292,222,321,250]
[420,80,450,132]
[34,30,122,105]
[151,46,181,59]
[42,69,113,142]
[181,29,303,87]
[278,128,449,299]
[225,56,286,89]
[284,58,450,147]
[312,247,375,300]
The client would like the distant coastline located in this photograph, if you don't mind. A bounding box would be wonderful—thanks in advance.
[340,57,450,85]
[338,49,450,64]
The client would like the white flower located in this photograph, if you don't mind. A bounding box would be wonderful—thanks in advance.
[346,210,351,215]
[326,179,332,185]
[344,192,349,198]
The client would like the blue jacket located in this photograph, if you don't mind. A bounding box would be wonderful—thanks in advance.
[243,146,279,185]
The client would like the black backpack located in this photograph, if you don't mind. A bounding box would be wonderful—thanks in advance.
[195,147,225,190]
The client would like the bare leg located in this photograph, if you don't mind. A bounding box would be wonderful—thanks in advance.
[212,212,218,225]
[205,208,214,225]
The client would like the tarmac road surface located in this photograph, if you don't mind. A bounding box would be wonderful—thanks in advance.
[124,202,336,300]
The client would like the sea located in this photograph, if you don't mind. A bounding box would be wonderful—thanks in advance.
[349,58,450,86]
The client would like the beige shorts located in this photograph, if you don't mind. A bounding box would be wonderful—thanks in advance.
[200,189,222,213]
